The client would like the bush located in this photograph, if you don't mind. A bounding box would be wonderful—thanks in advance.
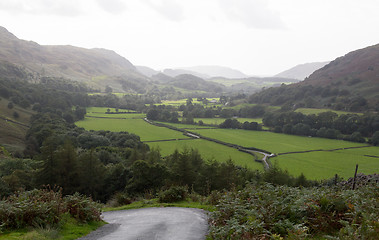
[207,183,379,239]
[158,186,187,203]
[64,192,102,222]
[0,187,102,231]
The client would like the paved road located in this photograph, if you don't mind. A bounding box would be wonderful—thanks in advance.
[79,207,209,240]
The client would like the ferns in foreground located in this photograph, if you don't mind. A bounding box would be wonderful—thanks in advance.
[208,183,379,239]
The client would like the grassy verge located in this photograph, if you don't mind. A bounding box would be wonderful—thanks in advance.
[0,217,106,240]
[103,198,215,212]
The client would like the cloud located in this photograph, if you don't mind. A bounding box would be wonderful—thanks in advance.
[0,0,84,17]
[96,0,127,14]
[218,0,285,29]
[143,0,185,22]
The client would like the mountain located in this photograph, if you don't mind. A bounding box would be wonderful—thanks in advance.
[136,65,159,77]
[274,62,330,80]
[163,68,209,79]
[180,65,249,79]
[302,44,379,88]
[168,74,225,92]
[0,26,148,91]
[163,65,249,79]
[249,44,379,111]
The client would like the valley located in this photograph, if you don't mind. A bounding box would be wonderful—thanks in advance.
[0,25,378,240]
[75,106,379,180]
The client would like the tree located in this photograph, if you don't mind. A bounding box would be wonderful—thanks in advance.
[7,102,13,109]
[147,109,159,120]
[13,111,19,119]
[372,131,379,146]
[78,149,106,199]
[105,85,113,93]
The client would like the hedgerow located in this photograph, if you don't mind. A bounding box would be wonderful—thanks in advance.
[208,183,378,239]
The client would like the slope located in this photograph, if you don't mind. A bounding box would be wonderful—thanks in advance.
[275,62,330,80]
[0,26,148,91]
[249,43,379,111]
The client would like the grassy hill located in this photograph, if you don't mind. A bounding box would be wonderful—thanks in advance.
[274,61,330,80]
[0,26,149,91]
[249,43,379,111]
[0,98,34,154]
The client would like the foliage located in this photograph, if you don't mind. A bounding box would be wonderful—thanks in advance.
[158,186,188,203]
[0,187,102,231]
[208,183,379,239]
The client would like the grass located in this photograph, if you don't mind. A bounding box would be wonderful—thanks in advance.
[76,118,189,141]
[272,147,379,180]
[191,129,368,154]
[187,128,377,180]
[147,139,263,170]
[103,198,215,212]
[0,216,105,240]
[0,99,34,153]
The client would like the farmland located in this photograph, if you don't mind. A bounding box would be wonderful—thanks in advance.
[272,149,379,180]
[148,139,263,169]
[76,107,379,180]
[76,118,189,142]
[189,129,368,154]
[76,108,261,169]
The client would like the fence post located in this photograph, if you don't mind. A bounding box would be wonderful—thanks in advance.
[352,164,358,190]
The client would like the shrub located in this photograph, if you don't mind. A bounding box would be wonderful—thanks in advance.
[158,186,187,203]
[64,192,102,222]
[0,187,102,231]
[207,183,379,239]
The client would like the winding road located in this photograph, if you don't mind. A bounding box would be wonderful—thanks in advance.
[79,207,209,240]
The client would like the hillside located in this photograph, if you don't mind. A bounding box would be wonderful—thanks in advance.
[302,44,379,91]
[274,61,330,80]
[136,65,159,77]
[249,44,379,111]
[179,65,249,79]
[0,26,148,91]
[168,74,225,92]
[209,76,299,94]
[0,98,34,154]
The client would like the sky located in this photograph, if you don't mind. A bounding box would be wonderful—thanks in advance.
[0,0,378,76]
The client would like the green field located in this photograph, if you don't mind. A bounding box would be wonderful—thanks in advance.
[187,128,378,179]
[76,108,378,180]
[190,129,368,154]
[76,118,189,141]
[273,148,379,180]
[148,139,263,170]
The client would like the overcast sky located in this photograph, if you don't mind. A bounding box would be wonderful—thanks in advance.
[0,0,378,76]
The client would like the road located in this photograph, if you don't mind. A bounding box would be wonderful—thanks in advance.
[78,207,209,240]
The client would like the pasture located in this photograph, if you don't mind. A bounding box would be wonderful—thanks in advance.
[190,129,368,154]
[76,107,378,180]
[76,118,189,142]
[189,128,378,179]
[148,139,263,170]
[273,147,379,180]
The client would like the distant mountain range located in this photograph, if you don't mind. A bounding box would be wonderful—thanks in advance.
[136,65,249,79]
[274,62,330,80]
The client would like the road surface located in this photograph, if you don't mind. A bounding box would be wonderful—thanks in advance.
[79,207,209,240]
